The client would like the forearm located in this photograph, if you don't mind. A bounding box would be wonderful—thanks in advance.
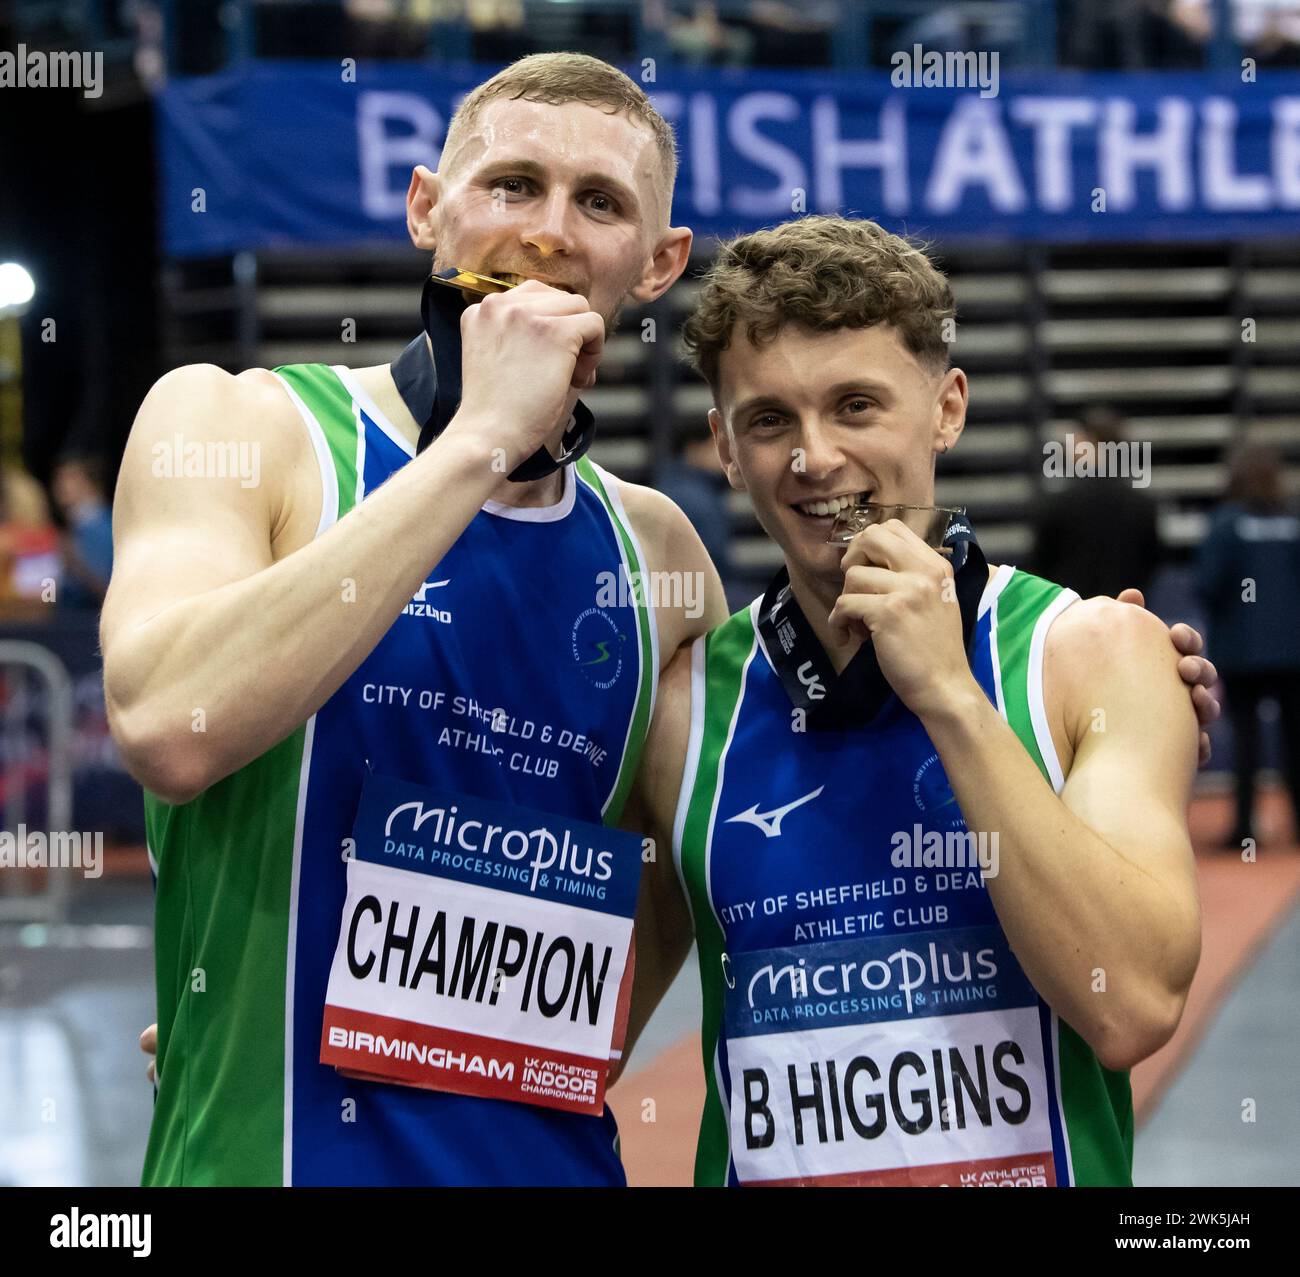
[920,680,1193,1057]
[106,429,496,797]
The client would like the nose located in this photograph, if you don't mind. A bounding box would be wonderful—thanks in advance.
[520,187,575,259]
[795,415,848,483]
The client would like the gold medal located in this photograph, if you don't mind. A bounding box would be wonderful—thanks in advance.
[428,267,518,303]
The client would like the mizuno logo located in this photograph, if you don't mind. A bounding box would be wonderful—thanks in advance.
[725,786,825,838]
[404,578,453,624]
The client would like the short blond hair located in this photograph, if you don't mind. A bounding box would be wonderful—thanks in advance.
[682,215,955,389]
[442,52,678,200]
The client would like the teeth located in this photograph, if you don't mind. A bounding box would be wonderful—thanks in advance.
[797,494,862,517]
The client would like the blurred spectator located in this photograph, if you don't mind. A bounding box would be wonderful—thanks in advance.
[1172,0,1300,66]
[656,432,744,603]
[899,1,1027,65]
[1029,406,1162,600]
[1063,1,1206,69]
[51,454,114,611]
[0,467,60,618]
[747,1,838,67]
[343,0,446,59]
[463,0,535,61]
[646,1,755,67]
[1071,0,1300,69]
[1196,442,1300,847]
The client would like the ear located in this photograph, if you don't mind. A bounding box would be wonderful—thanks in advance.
[628,225,693,304]
[709,407,746,491]
[932,367,969,459]
[407,165,441,252]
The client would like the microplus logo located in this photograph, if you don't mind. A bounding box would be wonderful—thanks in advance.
[383,801,614,893]
[747,941,998,1016]
[50,1208,151,1257]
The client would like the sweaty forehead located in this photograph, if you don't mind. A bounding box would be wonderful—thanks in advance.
[446,97,665,214]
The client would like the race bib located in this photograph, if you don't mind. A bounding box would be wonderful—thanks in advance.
[320,773,641,1116]
[724,927,1058,1186]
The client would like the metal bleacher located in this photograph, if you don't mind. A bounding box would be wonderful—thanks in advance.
[160,234,1300,579]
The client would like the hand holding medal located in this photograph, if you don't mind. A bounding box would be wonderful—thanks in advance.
[412,265,604,480]
[827,499,963,551]
[827,507,980,720]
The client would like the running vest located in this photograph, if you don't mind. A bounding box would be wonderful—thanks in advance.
[673,566,1134,1187]
[141,364,657,1186]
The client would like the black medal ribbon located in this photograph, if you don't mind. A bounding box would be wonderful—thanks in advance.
[392,275,597,482]
[757,512,988,730]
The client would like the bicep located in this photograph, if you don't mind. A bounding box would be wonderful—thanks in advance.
[1053,605,1200,930]
[101,367,285,646]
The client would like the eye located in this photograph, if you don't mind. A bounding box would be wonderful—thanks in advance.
[752,413,784,430]
[490,176,533,199]
[843,396,875,415]
[584,191,621,215]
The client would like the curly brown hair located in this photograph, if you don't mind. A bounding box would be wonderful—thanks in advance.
[681,216,955,391]
[442,53,677,203]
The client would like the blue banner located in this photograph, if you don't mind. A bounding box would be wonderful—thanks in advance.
[156,62,1300,257]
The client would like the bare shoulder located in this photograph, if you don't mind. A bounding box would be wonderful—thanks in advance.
[1048,595,1175,668]
[1044,596,1189,768]
[602,471,730,648]
[128,363,305,456]
[119,363,320,550]
[604,472,701,557]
